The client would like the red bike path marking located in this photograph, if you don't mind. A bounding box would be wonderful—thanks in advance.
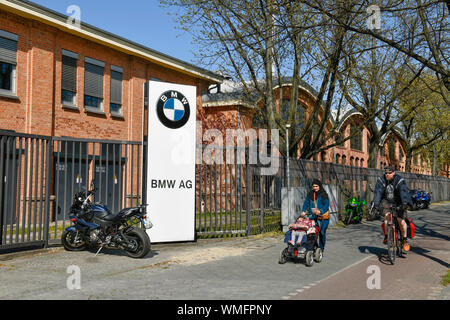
[289,237,449,300]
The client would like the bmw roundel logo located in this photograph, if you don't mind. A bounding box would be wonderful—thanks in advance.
[156,90,190,129]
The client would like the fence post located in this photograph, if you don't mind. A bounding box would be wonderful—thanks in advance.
[0,136,5,245]
[245,162,251,236]
[260,170,264,233]
[43,138,53,248]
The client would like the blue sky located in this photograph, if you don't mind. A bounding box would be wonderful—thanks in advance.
[35,0,196,64]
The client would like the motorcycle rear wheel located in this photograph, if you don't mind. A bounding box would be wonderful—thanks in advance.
[61,230,86,251]
[123,228,151,259]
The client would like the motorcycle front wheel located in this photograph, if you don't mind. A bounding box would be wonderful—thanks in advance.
[61,230,87,251]
[123,227,151,259]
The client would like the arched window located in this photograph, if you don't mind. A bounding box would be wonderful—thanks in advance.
[336,154,341,164]
[281,99,305,136]
[388,138,396,160]
[350,124,362,151]
[342,155,347,165]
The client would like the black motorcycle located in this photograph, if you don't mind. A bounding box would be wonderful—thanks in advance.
[61,181,152,258]
[409,189,432,210]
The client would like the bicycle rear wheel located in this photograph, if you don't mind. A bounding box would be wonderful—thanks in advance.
[387,226,396,265]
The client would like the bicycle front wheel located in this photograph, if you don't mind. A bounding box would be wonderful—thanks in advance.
[387,226,396,265]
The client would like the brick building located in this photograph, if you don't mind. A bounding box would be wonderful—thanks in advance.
[203,80,434,175]
[0,0,223,228]
[0,0,222,141]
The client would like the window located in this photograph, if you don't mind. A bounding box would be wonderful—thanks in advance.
[336,131,345,147]
[350,124,362,151]
[84,95,103,109]
[0,62,14,91]
[61,49,78,106]
[110,65,123,116]
[0,30,18,95]
[84,57,105,111]
[388,138,396,160]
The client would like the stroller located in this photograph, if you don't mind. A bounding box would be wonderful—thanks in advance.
[279,219,323,267]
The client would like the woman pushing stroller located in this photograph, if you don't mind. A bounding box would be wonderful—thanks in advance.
[280,179,330,266]
[298,179,330,253]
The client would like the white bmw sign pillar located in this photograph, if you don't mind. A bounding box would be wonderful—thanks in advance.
[146,81,197,242]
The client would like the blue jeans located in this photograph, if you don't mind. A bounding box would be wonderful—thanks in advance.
[316,219,329,251]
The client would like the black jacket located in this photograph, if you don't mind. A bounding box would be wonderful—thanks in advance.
[373,173,412,207]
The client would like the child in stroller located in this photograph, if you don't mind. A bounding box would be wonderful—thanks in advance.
[279,216,323,266]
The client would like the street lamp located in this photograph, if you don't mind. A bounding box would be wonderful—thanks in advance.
[286,124,291,220]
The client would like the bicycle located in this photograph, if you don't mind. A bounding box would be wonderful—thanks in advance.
[384,205,404,265]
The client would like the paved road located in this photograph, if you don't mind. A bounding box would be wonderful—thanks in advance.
[0,203,448,300]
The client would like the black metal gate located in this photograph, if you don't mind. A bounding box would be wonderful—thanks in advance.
[0,131,143,251]
[195,145,283,237]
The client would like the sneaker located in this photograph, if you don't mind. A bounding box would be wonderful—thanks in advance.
[403,239,410,252]
[383,235,388,244]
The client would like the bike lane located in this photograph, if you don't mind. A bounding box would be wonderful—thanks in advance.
[288,204,450,300]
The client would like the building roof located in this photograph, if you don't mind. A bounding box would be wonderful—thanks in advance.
[332,107,408,146]
[0,0,225,84]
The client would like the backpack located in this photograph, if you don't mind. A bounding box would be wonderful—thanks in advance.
[381,218,415,238]
[405,218,415,239]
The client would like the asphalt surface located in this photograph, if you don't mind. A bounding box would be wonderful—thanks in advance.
[0,203,448,301]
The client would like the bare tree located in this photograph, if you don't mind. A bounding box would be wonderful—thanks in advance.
[303,0,449,99]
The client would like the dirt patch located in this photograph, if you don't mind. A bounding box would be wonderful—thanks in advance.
[170,246,250,266]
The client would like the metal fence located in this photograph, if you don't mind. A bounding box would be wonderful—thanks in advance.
[286,158,450,221]
[195,145,283,237]
[0,131,143,251]
[1,130,449,251]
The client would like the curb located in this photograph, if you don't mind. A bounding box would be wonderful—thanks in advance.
[0,246,62,261]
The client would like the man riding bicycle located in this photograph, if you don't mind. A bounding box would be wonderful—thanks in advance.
[373,165,413,252]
